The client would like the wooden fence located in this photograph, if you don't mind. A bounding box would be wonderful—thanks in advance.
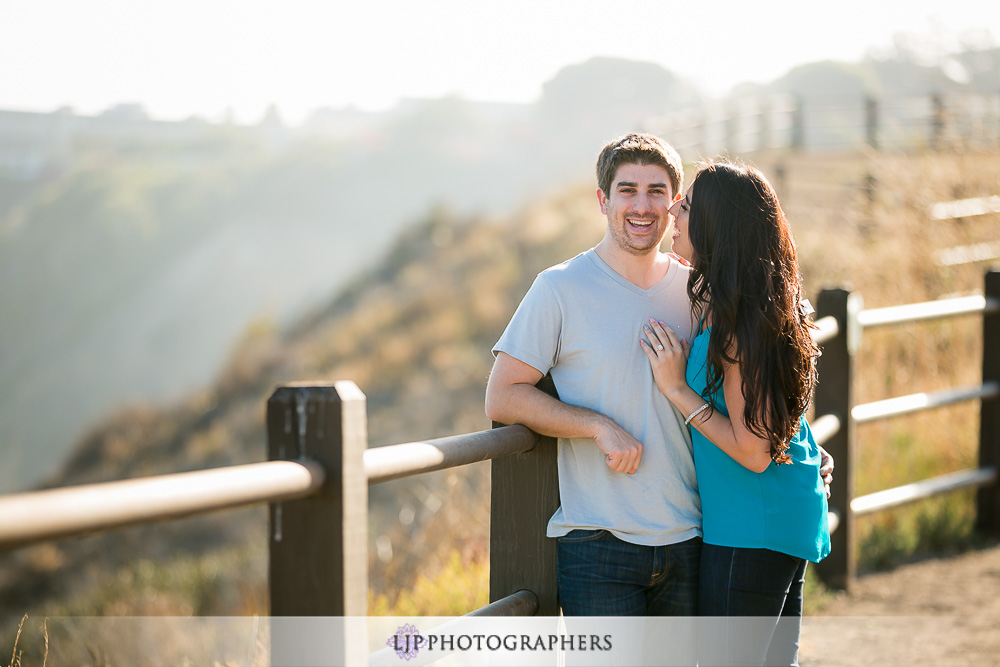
[811,272,1000,589]
[647,92,1000,157]
[0,272,997,663]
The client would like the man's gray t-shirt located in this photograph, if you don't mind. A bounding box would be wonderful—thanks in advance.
[493,248,702,546]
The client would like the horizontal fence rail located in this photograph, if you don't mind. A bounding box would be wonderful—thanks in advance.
[851,467,999,516]
[367,592,541,667]
[852,382,1000,424]
[364,425,538,485]
[812,315,840,345]
[827,510,840,535]
[465,589,539,617]
[929,195,1000,221]
[368,592,538,666]
[811,413,841,447]
[0,460,324,550]
[857,295,998,328]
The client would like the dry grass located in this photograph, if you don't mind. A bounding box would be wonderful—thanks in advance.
[783,149,998,572]
[6,616,47,667]
[5,614,265,666]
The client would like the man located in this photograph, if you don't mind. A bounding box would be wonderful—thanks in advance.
[485,133,701,615]
[486,133,834,617]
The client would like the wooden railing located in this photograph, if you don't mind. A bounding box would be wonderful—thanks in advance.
[0,380,560,664]
[0,272,997,663]
[810,271,1000,589]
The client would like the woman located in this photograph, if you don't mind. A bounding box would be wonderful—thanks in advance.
[640,159,830,666]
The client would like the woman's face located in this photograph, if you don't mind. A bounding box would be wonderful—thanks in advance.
[668,182,694,263]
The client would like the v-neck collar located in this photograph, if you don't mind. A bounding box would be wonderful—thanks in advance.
[586,248,680,298]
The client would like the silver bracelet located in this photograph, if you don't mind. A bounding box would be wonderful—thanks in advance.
[684,402,711,425]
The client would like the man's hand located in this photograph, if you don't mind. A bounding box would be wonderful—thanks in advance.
[818,446,834,499]
[487,352,643,474]
[593,419,643,474]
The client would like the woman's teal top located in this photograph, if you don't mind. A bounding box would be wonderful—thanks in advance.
[686,327,831,563]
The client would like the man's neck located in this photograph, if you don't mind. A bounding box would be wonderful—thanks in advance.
[594,238,670,290]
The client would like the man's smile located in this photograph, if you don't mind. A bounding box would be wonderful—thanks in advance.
[627,218,655,228]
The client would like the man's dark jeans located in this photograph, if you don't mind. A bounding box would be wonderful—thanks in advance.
[556,529,701,616]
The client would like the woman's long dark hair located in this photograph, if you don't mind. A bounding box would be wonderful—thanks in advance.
[687,160,819,464]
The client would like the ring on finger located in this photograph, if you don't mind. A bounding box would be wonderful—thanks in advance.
[656,344,664,351]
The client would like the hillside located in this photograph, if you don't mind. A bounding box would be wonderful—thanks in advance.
[1,147,997,655]
[0,179,609,626]
[0,56,701,495]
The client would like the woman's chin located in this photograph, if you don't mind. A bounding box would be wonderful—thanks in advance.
[669,246,692,265]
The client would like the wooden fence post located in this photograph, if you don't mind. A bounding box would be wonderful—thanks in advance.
[932,94,945,151]
[774,162,787,201]
[791,96,805,152]
[812,288,862,591]
[725,104,738,153]
[866,96,879,150]
[696,110,708,158]
[490,375,560,615]
[861,173,878,235]
[268,381,368,664]
[758,97,772,152]
[977,271,1000,534]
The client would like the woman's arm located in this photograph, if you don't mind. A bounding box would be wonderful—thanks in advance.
[640,319,773,473]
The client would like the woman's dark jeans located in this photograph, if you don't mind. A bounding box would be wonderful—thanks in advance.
[556,529,701,616]
[699,543,808,666]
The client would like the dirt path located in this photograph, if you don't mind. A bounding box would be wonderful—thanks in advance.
[799,541,1000,666]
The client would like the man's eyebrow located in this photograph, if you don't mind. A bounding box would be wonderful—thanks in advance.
[615,181,669,189]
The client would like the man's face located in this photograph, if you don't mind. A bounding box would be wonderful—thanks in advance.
[598,163,676,256]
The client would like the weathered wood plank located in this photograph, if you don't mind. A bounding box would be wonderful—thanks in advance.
[812,288,861,591]
[268,381,368,665]
[489,374,560,615]
[978,271,1000,535]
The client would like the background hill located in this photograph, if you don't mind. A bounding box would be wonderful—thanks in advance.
[0,177,607,623]
[0,56,703,495]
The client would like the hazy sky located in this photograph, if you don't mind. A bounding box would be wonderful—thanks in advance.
[2,0,997,124]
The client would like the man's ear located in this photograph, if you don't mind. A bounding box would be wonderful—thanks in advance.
[596,188,608,214]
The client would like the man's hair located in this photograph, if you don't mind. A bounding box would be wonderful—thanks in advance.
[595,133,684,197]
